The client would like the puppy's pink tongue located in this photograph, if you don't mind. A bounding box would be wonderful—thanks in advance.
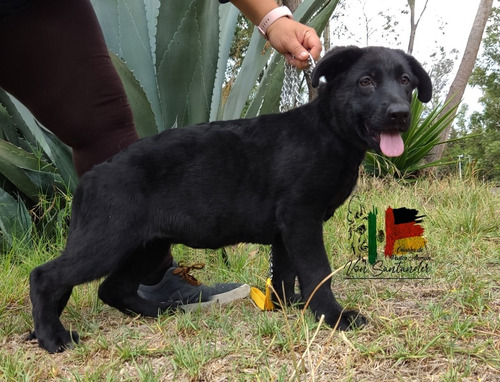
[380,131,404,157]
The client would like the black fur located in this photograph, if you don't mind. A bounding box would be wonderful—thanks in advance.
[29,46,432,353]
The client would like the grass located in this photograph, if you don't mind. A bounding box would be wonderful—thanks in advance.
[0,175,499,381]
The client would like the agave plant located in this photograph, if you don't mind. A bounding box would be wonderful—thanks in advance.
[0,0,338,250]
[91,0,338,133]
[0,92,76,250]
[364,94,459,178]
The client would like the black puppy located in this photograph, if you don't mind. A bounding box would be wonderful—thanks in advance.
[29,46,432,353]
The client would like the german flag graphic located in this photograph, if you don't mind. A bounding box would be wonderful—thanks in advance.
[385,207,427,257]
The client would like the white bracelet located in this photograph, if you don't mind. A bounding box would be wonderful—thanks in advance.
[257,6,293,40]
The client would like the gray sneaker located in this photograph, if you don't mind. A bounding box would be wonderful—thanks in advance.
[137,261,250,312]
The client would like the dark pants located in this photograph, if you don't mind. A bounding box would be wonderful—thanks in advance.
[0,0,173,276]
[0,0,138,176]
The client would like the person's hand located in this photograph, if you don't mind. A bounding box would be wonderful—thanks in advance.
[266,17,322,70]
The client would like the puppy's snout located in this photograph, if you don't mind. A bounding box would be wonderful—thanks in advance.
[387,104,410,125]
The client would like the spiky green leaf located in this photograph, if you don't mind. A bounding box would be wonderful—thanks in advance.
[110,53,157,137]
[0,188,31,249]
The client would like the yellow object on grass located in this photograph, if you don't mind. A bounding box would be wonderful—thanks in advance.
[250,278,275,311]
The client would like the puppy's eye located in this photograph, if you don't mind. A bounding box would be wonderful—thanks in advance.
[359,77,373,87]
[400,75,410,85]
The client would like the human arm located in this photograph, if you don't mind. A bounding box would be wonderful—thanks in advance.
[228,0,322,69]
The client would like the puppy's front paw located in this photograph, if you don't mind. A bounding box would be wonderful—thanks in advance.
[37,330,79,353]
[338,310,367,330]
[325,310,367,330]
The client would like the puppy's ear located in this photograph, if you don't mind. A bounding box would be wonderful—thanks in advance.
[311,46,364,88]
[405,54,433,103]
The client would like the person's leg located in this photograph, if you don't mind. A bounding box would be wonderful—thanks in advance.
[0,0,138,176]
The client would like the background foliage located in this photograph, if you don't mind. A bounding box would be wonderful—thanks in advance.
[0,0,337,250]
[445,7,500,182]
[90,0,338,133]
[0,92,76,250]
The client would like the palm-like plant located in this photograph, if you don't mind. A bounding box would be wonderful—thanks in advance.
[0,93,76,250]
[91,0,338,132]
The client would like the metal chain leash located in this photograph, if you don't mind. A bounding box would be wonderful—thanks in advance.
[269,249,274,280]
[279,53,316,113]
[247,55,318,310]
[279,62,300,112]
[269,53,316,282]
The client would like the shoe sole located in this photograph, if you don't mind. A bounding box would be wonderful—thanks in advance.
[180,284,251,312]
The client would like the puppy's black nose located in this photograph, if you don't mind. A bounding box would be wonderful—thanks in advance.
[387,104,410,124]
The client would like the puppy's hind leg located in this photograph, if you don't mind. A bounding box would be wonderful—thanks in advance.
[29,240,104,353]
[98,238,178,317]
[29,227,141,353]
[27,284,73,338]
[29,263,78,353]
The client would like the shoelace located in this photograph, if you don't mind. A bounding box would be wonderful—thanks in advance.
[172,261,205,286]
